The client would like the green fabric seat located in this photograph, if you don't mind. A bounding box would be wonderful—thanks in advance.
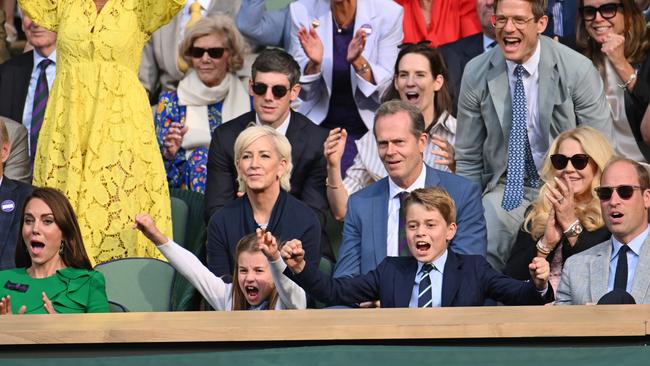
[170,197,189,246]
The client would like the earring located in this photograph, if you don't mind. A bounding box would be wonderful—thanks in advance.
[59,241,64,256]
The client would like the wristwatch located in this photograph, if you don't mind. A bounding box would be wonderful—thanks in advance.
[563,220,583,237]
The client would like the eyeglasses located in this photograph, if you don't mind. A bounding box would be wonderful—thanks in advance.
[251,82,290,99]
[550,154,591,170]
[491,15,536,29]
[188,47,226,59]
[594,185,643,201]
[579,3,624,21]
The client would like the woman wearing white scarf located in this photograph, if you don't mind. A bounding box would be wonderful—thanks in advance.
[155,14,250,193]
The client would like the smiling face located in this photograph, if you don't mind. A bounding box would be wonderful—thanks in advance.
[21,198,64,268]
[600,161,650,244]
[237,251,275,306]
[495,0,547,64]
[394,53,443,120]
[582,0,625,44]
[250,71,300,128]
[191,32,230,87]
[554,138,597,202]
[406,203,457,263]
[375,111,428,188]
[237,135,287,193]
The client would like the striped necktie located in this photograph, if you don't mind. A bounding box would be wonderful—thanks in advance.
[30,58,53,159]
[418,264,434,308]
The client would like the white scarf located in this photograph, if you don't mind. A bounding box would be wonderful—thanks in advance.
[177,70,250,156]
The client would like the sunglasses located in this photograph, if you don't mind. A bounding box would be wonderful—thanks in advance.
[188,47,226,59]
[579,3,623,21]
[251,82,290,99]
[550,154,591,170]
[594,185,643,201]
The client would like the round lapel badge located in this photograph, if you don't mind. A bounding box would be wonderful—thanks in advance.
[1,200,15,213]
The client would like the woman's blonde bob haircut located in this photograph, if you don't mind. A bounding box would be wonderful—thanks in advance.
[234,125,293,193]
[523,126,615,240]
[179,13,248,73]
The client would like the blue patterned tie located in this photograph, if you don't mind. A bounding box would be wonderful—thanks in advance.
[418,264,434,308]
[30,58,53,159]
[502,65,539,211]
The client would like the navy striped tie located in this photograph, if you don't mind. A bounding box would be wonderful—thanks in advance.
[30,58,53,159]
[418,264,434,308]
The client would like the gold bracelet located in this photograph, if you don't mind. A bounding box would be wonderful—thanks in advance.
[325,177,341,189]
[356,63,370,74]
[536,238,552,255]
[617,72,637,89]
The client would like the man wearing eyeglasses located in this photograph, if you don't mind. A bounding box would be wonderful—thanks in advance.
[556,158,650,304]
[204,48,332,259]
[455,0,614,272]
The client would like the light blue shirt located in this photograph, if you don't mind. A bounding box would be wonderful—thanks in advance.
[608,226,650,292]
[22,49,56,153]
[482,34,496,53]
[409,250,447,308]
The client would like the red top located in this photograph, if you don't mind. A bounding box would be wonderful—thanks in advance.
[396,0,481,47]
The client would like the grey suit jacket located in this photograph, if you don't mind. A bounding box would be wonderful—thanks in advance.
[138,1,240,99]
[556,235,650,305]
[2,117,31,184]
[455,36,613,192]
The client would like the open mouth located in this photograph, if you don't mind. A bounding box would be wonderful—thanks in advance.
[405,92,420,103]
[245,285,259,300]
[415,241,431,253]
[611,211,624,220]
[31,241,45,255]
[503,37,521,52]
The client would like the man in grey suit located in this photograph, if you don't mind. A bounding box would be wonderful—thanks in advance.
[138,0,240,104]
[455,0,613,272]
[2,117,30,184]
[557,158,650,305]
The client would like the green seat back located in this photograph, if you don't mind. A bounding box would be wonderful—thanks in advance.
[170,197,189,245]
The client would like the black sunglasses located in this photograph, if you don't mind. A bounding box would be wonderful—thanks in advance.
[579,3,624,21]
[550,154,591,170]
[251,82,290,99]
[188,46,226,59]
[594,185,643,201]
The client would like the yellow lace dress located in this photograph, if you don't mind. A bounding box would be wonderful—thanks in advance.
[19,0,184,265]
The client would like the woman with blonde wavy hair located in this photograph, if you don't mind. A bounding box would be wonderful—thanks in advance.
[504,127,614,292]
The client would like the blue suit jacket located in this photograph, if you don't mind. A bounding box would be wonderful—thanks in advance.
[0,176,32,270]
[293,249,552,307]
[334,165,487,278]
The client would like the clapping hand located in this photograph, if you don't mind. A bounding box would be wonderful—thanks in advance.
[347,28,367,63]
[298,26,324,69]
[0,296,26,315]
[323,128,347,169]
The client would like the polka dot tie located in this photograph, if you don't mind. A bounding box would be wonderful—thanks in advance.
[501,65,540,211]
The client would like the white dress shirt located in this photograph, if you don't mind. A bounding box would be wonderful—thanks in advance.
[386,163,427,257]
[255,112,291,136]
[22,49,57,152]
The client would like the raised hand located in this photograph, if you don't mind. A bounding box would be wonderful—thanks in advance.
[280,239,305,273]
[546,176,577,231]
[0,296,26,315]
[430,134,456,172]
[257,228,280,261]
[528,257,550,291]
[298,26,324,69]
[543,207,562,249]
[323,128,347,169]
[162,122,188,161]
[347,28,367,63]
[601,33,627,66]
[134,213,168,246]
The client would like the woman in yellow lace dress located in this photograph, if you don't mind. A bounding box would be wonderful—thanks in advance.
[18,0,183,265]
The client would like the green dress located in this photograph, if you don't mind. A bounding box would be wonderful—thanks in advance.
[0,268,109,314]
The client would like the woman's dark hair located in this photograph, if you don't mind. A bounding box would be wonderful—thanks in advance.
[15,187,93,270]
[381,42,453,128]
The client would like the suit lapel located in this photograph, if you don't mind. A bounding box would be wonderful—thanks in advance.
[631,234,650,303]
[0,178,18,258]
[441,251,461,307]
[537,38,559,143]
[373,179,390,265]
[486,51,511,140]
[394,258,418,307]
[589,243,611,303]
[424,165,440,187]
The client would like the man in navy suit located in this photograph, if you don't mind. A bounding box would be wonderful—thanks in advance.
[0,120,32,270]
[333,101,487,280]
[281,187,552,307]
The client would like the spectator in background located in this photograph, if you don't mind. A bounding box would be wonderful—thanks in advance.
[207,126,321,284]
[139,0,241,105]
[289,0,403,175]
[1,117,29,183]
[0,14,56,163]
[325,43,456,221]
[544,0,577,41]
[455,0,613,272]
[155,15,250,194]
[0,119,31,270]
[440,0,496,117]
[396,0,481,47]
[505,127,614,294]
[577,0,650,167]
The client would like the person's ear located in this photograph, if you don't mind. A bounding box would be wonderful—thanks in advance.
[446,222,457,242]
[289,83,301,101]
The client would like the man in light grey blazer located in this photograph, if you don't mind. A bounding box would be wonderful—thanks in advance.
[557,158,650,305]
[2,117,30,183]
[138,0,240,104]
[455,0,613,272]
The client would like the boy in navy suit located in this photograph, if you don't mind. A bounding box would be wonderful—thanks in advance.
[280,187,553,307]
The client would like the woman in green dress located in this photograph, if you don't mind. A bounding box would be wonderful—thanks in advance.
[0,188,109,314]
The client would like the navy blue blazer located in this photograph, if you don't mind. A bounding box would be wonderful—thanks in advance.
[0,50,33,123]
[0,176,32,270]
[292,249,553,307]
[334,165,487,278]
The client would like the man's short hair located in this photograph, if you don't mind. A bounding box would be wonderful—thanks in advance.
[404,187,457,225]
[494,0,547,20]
[603,157,650,189]
[251,48,301,86]
[372,100,425,139]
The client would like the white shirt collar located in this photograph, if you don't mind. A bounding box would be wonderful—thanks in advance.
[33,48,56,67]
[255,111,291,136]
[611,226,650,258]
[388,162,427,199]
[505,39,541,77]
[416,249,448,275]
